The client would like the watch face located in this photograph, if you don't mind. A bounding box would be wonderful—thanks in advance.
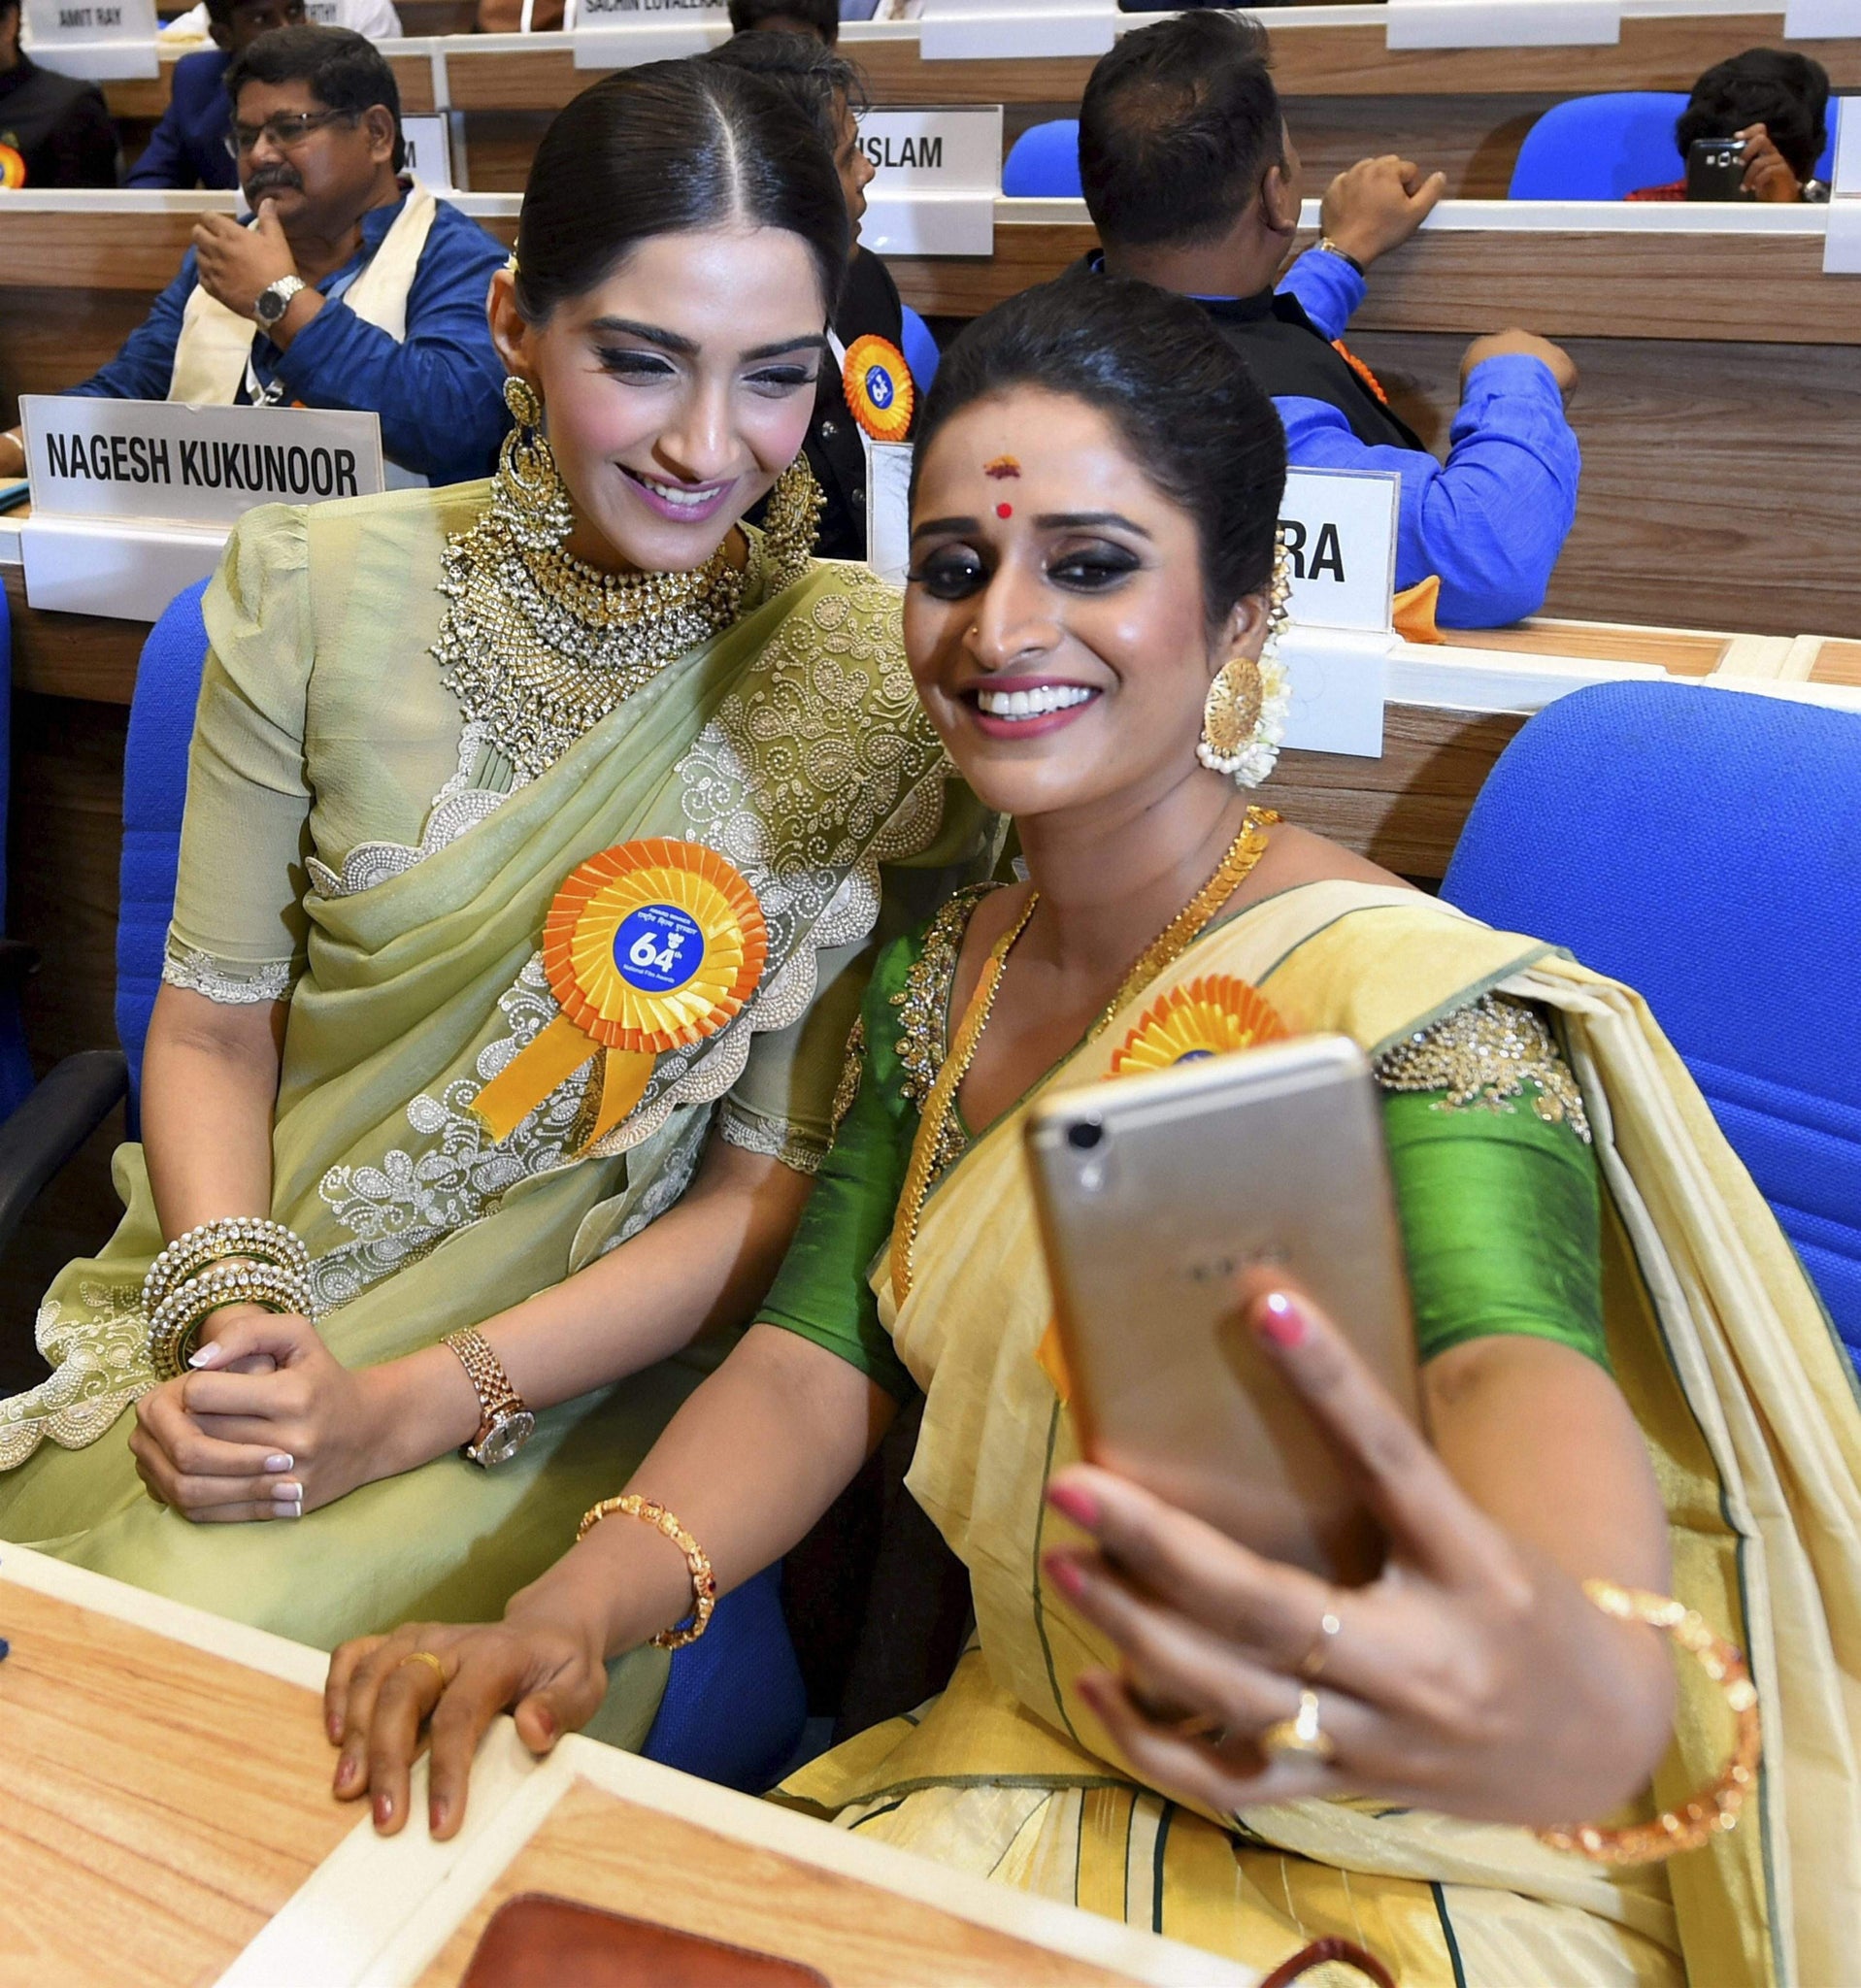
[477,1409,537,1468]
[255,289,285,324]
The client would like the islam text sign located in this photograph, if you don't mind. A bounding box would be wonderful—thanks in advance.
[19,396,385,529]
[21,0,157,78]
[855,106,1002,257]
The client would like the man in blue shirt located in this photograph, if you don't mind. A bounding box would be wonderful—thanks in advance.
[1079,12,1581,629]
[124,0,306,191]
[1,27,507,488]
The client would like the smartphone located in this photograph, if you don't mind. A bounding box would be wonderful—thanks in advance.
[1686,136,1752,203]
[1026,1035,1419,1585]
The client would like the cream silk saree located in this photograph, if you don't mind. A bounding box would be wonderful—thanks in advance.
[781,881,1861,1987]
[0,485,988,1743]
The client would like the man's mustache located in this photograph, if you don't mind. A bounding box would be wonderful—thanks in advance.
[244,169,303,199]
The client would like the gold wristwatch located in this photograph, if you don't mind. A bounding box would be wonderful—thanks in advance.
[442,1326,535,1468]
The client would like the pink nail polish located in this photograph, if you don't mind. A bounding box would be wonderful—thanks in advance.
[265,1453,295,1474]
[187,1343,224,1369]
[1255,1291,1308,1348]
[374,1791,394,1828]
[272,1481,303,1500]
[1047,1481,1100,1530]
[1044,1551,1086,1601]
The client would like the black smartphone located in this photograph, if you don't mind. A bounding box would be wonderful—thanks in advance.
[1686,137,1752,203]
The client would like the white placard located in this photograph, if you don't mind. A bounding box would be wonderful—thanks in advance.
[866,439,913,587]
[399,115,453,191]
[572,0,726,67]
[1786,0,1861,35]
[1385,0,1620,50]
[918,0,1115,62]
[1278,626,1390,760]
[20,0,158,77]
[856,105,1002,258]
[1836,98,1861,188]
[1279,466,1398,636]
[19,396,384,527]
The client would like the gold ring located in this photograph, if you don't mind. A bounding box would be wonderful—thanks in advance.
[1298,1597,1344,1681]
[395,1649,449,1691]
[1260,1687,1337,1765]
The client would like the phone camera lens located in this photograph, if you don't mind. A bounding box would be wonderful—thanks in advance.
[1066,1120,1104,1152]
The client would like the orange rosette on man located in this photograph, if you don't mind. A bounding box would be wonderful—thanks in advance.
[472,838,767,1149]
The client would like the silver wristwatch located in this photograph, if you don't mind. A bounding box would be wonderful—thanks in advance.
[253,274,307,330]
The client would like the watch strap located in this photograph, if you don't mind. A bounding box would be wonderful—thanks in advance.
[255,274,307,325]
[1316,237,1366,279]
[443,1326,527,1456]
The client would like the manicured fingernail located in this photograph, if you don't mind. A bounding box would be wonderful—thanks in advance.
[188,1343,225,1369]
[1047,1481,1100,1531]
[429,1796,449,1833]
[1255,1291,1308,1348]
[271,1480,303,1499]
[264,1453,295,1474]
[327,1711,344,1743]
[335,1749,361,1788]
[275,1498,304,1520]
[534,1706,557,1744]
[374,1791,394,1828]
[1044,1551,1086,1601]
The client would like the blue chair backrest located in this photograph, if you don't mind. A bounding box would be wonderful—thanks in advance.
[0,581,32,1123]
[900,303,941,395]
[1004,118,1081,199]
[1442,679,1861,1365]
[1512,91,1838,199]
[116,580,212,1110]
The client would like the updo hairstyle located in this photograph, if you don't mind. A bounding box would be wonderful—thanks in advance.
[912,273,1287,625]
[514,59,851,326]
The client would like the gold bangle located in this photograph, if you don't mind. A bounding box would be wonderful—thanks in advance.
[142,1216,312,1319]
[577,1494,717,1651]
[146,1261,311,1381]
[1536,1579,1762,1867]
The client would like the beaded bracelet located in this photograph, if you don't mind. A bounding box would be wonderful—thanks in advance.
[1537,1579,1762,1867]
[146,1260,312,1382]
[577,1494,717,1651]
[143,1216,312,1323]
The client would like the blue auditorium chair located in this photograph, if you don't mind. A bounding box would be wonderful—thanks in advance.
[1442,679,1861,1368]
[1004,118,1082,198]
[901,303,941,394]
[0,578,808,1786]
[1510,91,1838,199]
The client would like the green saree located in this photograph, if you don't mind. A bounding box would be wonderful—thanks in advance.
[0,482,988,1740]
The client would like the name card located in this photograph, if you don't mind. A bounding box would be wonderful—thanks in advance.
[866,441,913,589]
[855,106,1002,258]
[918,0,1115,63]
[1786,0,1861,34]
[399,115,454,191]
[1385,0,1620,50]
[20,0,157,79]
[572,0,727,68]
[1275,467,1400,760]
[18,397,384,619]
[1825,94,1861,271]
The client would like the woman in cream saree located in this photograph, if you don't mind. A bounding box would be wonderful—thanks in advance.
[0,62,985,1739]
[327,274,1858,1984]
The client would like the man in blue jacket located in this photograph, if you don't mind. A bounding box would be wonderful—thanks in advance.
[0,27,506,487]
[1080,11,1581,629]
[126,0,304,190]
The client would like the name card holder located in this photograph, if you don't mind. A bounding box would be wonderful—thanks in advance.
[917,0,1116,63]
[1786,0,1861,35]
[856,106,1003,259]
[20,0,158,80]
[1384,0,1620,50]
[572,0,727,69]
[17,396,383,622]
[1277,467,1400,761]
[1826,95,1861,272]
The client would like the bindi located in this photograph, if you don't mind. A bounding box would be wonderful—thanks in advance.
[983,456,1021,480]
[996,503,1014,519]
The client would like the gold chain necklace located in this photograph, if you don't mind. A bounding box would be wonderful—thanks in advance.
[889,806,1278,1305]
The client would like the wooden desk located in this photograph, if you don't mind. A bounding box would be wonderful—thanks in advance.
[0,1548,1230,1987]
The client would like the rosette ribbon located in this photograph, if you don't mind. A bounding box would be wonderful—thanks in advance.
[1109,975,1290,1077]
[471,838,768,1150]
[842,334,914,445]
[0,147,25,191]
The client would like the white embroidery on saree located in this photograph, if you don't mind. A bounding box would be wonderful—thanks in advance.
[307,720,509,900]
[0,1278,150,1469]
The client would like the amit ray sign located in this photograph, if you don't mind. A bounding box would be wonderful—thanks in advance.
[20,0,157,78]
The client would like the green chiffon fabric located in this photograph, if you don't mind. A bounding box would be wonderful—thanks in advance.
[761,910,1610,1397]
[0,485,989,1745]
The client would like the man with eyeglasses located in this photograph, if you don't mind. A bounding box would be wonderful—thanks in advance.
[0,26,507,487]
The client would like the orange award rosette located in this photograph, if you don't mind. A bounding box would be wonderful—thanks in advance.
[0,146,25,191]
[471,839,767,1149]
[842,334,914,444]
[1109,975,1290,1077]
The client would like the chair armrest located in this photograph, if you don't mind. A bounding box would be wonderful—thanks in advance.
[0,937,39,994]
[0,1050,130,1264]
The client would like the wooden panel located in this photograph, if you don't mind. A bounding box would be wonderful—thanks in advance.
[1814,640,1861,688]
[445,44,582,113]
[6,578,144,704]
[417,1777,1143,1988]
[1439,618,1729,676]
[392,51,440,116]
[0,286,150,425]
[0,1580,355,1987]
[461,109,554,193]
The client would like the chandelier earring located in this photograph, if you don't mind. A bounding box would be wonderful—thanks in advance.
[758,452,826,595]
[1197,533,1294,788]
[493,375,576,553]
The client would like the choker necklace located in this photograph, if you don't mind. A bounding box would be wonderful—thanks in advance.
[890,807,1278,1305]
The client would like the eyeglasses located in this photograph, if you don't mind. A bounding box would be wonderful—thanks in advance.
[225,109,356,157]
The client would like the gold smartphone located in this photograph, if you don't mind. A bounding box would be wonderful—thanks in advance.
[1025,1035,1419,1584]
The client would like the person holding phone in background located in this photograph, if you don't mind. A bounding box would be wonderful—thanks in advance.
[327,273,1858,1988]
[1628,48,1832,203]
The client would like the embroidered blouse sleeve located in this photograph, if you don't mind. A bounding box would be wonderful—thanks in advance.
[164,505,316,1005]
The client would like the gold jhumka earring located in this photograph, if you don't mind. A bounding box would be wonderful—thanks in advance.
[1198,534,1295,788]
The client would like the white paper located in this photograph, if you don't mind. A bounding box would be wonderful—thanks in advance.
[1279,466,1399,636]
[1385,0,1620,50]
[570,0,725,64]
[1278,628,1389,761]
[398,116,454,192]
[20,0,158,75]
[20,514,226,620]
[918,1,1115,62]
[865,441,914,588]
[1836,97,1861,190]
[1785,0,1861,35]
[19,396,384,527]
[1824,200,1861,272]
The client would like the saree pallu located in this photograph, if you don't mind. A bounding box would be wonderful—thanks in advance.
[781,881,1861,1985]
[0,528,984,1740]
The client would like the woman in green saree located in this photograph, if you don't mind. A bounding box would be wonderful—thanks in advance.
[0,60,985,1743]
[328,277,1859,1980]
